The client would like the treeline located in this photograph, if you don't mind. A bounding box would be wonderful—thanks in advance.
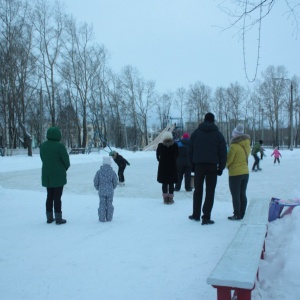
[0,0,299,156]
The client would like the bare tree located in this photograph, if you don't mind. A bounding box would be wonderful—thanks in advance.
[293,76,300,146]
[61,17,107,148]
[105,71,128,148]
[259,65,288,146]
[226,82,246,126]
[33,0,65,126]
[187,82,211,123]
[213,86,231,142]
[119,66,157,148]
[218,0,300,81]
[156,92,173,130]
[173,87,187,122]
[0,0,36,156]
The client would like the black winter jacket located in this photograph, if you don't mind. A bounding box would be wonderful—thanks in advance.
[188,121,227,171]
[156,140,178,184]
[113,154,129,168]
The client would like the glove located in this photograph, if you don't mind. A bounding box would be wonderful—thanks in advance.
[217,169,223,176]
[127,162,130,166]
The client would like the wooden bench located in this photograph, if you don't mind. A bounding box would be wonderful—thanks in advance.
[69,148,86,154]
[207,198,270,300]
[241,198,270,226]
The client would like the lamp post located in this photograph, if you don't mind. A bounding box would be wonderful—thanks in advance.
[273,78,293,150]
[261,108,264,141]
[290,82,294,150]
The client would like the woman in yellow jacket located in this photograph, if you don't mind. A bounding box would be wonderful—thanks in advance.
[226,124,251,220]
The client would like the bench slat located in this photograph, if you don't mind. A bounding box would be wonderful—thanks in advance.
[207,225,266,289]
[242,198,270,225]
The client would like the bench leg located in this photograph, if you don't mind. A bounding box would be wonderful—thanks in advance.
[236,288,251,300]
[260,240,266,260]
[281,206,296,218]
[213,286,232,300]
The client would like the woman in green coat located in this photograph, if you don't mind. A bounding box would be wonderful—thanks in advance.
[226,124,251,220]
[40,127,70,224]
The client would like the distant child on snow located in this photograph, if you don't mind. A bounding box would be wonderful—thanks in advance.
[271,146,282,164]
[93,157,118,222]
[109,151,130,185]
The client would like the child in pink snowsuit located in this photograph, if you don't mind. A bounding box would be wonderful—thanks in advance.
[271,147,282,164]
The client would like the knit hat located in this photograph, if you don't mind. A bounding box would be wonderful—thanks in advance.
[259,140,263,144]
[204,112,215,122]
[103,156,111,165]
[162,131,173,141]
[182,133,190,139]
[232,124,244,137]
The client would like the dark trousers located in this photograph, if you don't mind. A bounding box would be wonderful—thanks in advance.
[192,164,217,220]
[252,154,260,170]
[46,187,63,213]
[162,183,175,194]
[118,165,126,182]
[274,158,280,164]
[175,165,192,190]
[229,174,249,218]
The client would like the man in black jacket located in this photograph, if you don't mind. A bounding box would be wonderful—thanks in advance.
[188,113,227,225]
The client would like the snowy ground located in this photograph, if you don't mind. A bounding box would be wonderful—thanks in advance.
[0,147,299,299]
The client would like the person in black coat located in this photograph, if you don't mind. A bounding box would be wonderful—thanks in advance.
[175,133,192,192]
[188,113,227,225]
[156,131,178,204]
[110,151,130,186]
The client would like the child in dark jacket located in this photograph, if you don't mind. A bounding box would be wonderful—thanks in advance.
[175,132,192,192]
[109,151,130,185]
[94,157,118,222]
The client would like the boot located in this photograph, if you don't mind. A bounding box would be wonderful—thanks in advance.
[163,193,169,204]
[55,212,67,225]
[46,211,55,224]
[168,194,174,204]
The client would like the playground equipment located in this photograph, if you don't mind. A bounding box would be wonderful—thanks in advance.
[143,124,176,151]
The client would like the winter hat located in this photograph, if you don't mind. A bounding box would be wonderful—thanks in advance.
[103,156,111,165]
[232,124,244,137]
[182,133,190,139]
[204,112,215,123]
[162,131,173,141]
[259,140,263,144]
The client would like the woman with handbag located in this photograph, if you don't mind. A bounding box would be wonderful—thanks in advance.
[226,124,251,220]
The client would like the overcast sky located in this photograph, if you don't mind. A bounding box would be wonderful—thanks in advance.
[59,0,299,93]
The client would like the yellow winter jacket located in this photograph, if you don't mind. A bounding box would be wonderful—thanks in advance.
[226,135,251,176]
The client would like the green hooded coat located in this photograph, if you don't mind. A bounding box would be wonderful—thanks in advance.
[40,127,70,187]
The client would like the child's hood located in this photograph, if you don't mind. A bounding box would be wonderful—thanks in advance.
[99,164,113,173]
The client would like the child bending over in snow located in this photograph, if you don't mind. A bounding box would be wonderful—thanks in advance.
[93,157,118,222]
[109,151,130,186]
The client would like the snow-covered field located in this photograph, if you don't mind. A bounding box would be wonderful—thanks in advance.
[0,147,299,299]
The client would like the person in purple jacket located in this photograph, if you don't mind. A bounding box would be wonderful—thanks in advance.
[93,157,118,222]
